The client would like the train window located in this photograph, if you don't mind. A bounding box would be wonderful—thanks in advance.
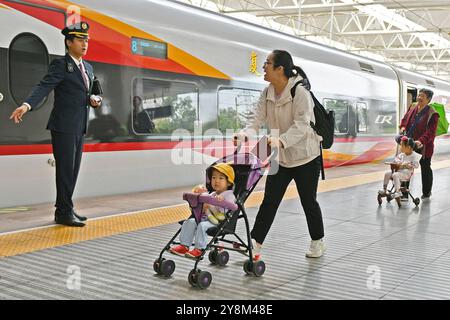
[324,98,354,135]
[217,87,261,135]
[131,78,198,135]
[356,102,368,133]
[9,33,49,106]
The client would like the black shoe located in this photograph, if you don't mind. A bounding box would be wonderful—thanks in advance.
[55,213,86,227]
[72,210,87,221]
[421,193,432,200]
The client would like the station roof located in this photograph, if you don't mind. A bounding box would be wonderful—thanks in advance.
[178,0,450,81]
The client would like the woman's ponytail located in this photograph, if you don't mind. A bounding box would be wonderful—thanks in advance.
[272,50,310,87]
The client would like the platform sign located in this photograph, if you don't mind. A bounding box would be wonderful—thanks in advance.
[131,37,167,60]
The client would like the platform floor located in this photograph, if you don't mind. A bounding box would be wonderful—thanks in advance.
[1,159,450,299]
[0,160,398,234]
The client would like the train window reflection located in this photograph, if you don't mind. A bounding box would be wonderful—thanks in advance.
[217,87,261,135]
[324,98,354,136]
[131,78,198,135]
[356,102,368,133]
[9,33,48,106]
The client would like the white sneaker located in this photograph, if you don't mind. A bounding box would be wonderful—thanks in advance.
[305,239,326,258]
[251,239,262,261]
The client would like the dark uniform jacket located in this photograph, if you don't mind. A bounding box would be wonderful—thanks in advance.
[25,54,95,135]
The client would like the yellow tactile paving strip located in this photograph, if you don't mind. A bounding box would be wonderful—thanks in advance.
[1,159,450,258]
[0,207,30,214]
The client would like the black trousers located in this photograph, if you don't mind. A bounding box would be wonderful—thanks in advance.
[51,131,84,215]
[420,157,433,196]
[250,156,325,244]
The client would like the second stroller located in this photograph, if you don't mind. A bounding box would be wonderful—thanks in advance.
[377,136,421,207]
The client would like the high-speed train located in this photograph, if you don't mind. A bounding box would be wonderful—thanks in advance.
[1,0,449,207]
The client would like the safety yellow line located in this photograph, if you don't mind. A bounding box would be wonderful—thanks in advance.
[1,159,450,258]
[0,207,30,214]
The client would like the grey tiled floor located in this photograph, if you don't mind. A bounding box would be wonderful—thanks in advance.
[0,166,449,299]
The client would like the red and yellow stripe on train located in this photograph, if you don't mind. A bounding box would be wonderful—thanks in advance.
[1,0,449,207]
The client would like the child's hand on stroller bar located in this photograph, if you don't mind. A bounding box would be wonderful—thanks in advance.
[192,184,207,193]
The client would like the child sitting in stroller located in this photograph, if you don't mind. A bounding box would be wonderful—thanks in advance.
[169,163,236,259]
[378,136,420,201]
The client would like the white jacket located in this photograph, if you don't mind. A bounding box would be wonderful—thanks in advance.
[241,76,322,167]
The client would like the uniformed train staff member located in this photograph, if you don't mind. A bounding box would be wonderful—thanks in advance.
[10,22,102,227]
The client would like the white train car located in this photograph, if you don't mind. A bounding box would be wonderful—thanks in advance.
[0,0,449,207]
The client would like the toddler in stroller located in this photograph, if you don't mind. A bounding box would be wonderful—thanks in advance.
[169,162,236,259]
[153,138,273,289]
[377,136,421,207]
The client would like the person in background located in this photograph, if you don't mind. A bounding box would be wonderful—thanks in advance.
[400,88,438,199]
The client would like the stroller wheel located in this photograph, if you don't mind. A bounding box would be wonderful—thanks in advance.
[414,198,420,206]
[377,194,382,205]
[160,259,175,277]
[153,258,165,274]
[188,269,198,287]
[243,260,253,275]
[252,260,266,277]
[216,251,229,267]
[196,270,212,289]
[386,195,392,203]
[208,250,218,264]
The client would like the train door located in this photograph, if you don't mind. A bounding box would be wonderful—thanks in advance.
[0,43,6,112]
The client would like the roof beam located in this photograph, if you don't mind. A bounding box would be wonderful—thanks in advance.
[225,2,450,17]
[350,47,450,51]
[335,29,450,36]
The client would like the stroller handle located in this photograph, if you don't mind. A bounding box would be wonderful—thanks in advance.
[183,192,238,211]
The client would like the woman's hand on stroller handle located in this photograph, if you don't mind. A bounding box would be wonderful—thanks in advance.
[192,184,207,193]
[268,136,283,148]
[232,133,248,146]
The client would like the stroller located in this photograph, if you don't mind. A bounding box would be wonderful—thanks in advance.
[153,137,274,289]
[377,163,420,208]
[377,135,420,208]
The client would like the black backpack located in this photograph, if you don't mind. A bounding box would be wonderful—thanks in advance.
[291,79,335,149]
[291,79,335,179]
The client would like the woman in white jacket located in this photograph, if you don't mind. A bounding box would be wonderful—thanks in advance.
[234,50,326,260]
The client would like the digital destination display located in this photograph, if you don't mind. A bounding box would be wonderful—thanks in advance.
[131,37,167,60]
